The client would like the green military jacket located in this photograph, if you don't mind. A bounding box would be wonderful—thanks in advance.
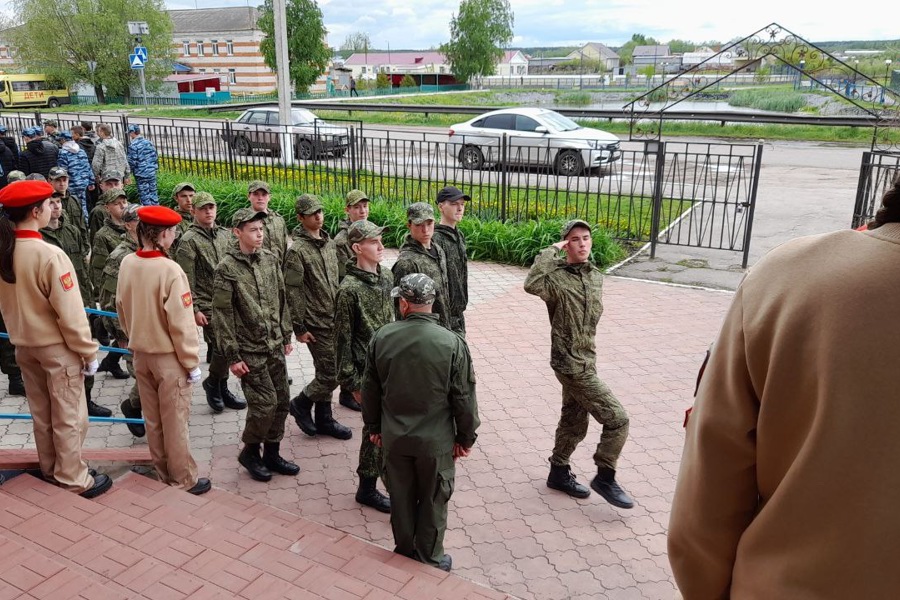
[90,219,127,301]
[524,247,604,375]
[262,211,289,265]
[212,245,292,364]
[41,215,92,306]
[61,191,89,243]
[361,312,479,456]
[334,263,394,392]
[432,224,469,320]
[175,223,232,316]
[99,236,138,339]
[283,226,339,336]
[171,208,194,255]
[88,204,106,244]
[332,219,354,280]
[391,235,451,329]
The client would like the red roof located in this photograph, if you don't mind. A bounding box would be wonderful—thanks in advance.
[344,51,446,66]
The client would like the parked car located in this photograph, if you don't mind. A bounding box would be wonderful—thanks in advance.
[447,107,620,176]
[224,107,350,159]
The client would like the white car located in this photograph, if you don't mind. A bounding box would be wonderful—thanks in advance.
[225,107,350,159]
[448,107,620,176]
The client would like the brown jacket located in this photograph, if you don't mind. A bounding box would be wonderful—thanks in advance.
[116,250,199,371]
[669,223,900,599]
[0,233,97,361]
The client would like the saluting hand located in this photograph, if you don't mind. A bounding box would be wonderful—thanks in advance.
[552,240,569,252]
[230,361,250,378]
[194,311,209,327]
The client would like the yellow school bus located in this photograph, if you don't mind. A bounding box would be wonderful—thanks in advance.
[0,74,70,109]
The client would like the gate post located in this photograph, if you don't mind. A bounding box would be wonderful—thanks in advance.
[648,140,665,259]
[500,133,508,222]
[852,151,873,229]
[349,126,358,190]
[741,143,764,269]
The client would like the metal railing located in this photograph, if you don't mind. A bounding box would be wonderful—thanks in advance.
[853,151,900,227]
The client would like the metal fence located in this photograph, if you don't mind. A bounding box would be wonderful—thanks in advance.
[853,151,900,228]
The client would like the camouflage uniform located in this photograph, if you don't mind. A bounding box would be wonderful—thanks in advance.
[92,137,130,180]
[333,219,354,279]
[88,204,106,243]
[262,211,289,264]
[523,245,629,471]
[56,143,95,210]
[432,224,468,337]
[59,189,89,240]
[213,236,293,445]
[391,222,451,330]
[91,217,127,302]
[99,236,141,409]
[127,134,159,206]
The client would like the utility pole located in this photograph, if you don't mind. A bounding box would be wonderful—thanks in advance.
[272,0,294,164]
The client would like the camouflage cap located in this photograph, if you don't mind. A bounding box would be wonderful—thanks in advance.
[295,193,323,215]
[6,170,25,182]
[406,202,435,224]
[391,273,436,305]
[247,180,270,194]
[347,219,386,244]
[192,191,216,209]
[172,182,195,196]
[121,203,140,223]
[100,169,124,183]
[99,188,127,205]
[561,219,592,239]
[232,207,267,228]
[25,173,47,181]
[345,189,369,206]
[43,119,58,127]
[48,166,68,180]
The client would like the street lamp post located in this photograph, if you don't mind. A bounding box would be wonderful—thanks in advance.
[881,59,893,104]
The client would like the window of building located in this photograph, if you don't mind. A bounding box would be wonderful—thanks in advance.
[360,66,366,74]
[182,40,190,56]
[197,41,205,56]
[211,40,219,56]
[3,47,10,58]
[226,40,234,55]
[199,68,206,73]
[228,68,236,84]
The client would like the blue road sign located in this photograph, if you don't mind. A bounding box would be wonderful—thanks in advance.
[129,54,144,69]
[134,46,148,61]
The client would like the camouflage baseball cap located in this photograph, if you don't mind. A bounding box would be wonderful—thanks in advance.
[6,170,25,182]
[99,188,127,205]
[347,220,386,244]
[248,180,270,194]
[172,182,195,196]
[295,193,323,215]
[406,202,435,224]
[43,119,58,127]
[561,219,592,239]
[48,166,68,180]
[345,189,369,206]
[232,207,267,228]
[100,169,123,183]
[121,203,140,223]
[391,273,436,305]
[192,191,216,209]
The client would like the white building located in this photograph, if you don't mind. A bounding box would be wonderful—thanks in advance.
[495,50,529,76]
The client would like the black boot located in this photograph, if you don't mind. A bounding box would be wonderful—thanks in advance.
[219,380,247,410]
[90,315,110,346]
[547,464,590,499]
[203,378,224,413]
[80,472,113,499]
[590,467,635,509]
[289,393,317,436]
[7,372,25,396]
[120,399,146,437]
[238,443,272,482]
[262,442,300,476]
[314,402,352,440]
[355,476,391,513]
[85,387,112,418]
[97,353,129,380]
[339,388,362,412]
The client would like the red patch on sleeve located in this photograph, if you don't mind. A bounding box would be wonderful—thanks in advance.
[181,292,193,308]
[60,272,75,291]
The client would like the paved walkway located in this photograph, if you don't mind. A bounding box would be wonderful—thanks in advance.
[0,250,733,599]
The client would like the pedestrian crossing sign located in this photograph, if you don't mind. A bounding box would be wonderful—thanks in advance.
[129,54,144,69]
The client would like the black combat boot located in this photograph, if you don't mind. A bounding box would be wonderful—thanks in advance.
[203,378,224,413]
[547,464,591,499]
[7,372,25,396]
[238,443,272,482]
[120,399,146,437]
[437,555,453,572]
[314,402,353,440]
[355,476,391,513]
[80,472,113,499]
[97,353,129,380]
[262,442,300,476]
[90,315,110,346]
[85,387,112,418]
[289,392,317,436]
[187,478,212,495]
[219,380,247,410]
[339,388,362,412]
[590,467,635,509]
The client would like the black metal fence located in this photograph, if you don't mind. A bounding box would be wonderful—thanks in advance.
[853,151,900,228]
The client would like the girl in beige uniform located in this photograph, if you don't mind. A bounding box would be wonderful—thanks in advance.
[0,181,111,498]
[116,205,210,494]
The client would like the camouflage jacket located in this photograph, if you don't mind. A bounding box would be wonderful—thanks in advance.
[332,219,354,280]
[92,137,129,178]
[88,205,106,244]
[126,136,158,178]
[90,219,127,300]
[334,263,394,391]
[175,224,232,316]
[41,216,92,306]
[171,208,194,255]
[524,247,604,375]
[57,142,95,195]
[212,245,291,364]
[99,236,138,339]
[391,235,451,329]
[60,190,89,242]
[283,227,339,335]
[432,224,469,318]
[262,211,289,265]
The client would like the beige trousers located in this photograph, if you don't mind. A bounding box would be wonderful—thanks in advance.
[133,351,198,490]
[16,344,94,494]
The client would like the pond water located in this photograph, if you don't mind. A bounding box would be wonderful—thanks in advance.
[577,99,776,114]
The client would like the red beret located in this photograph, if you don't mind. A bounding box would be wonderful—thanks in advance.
[137,206,182,227]
[0,181,54,208]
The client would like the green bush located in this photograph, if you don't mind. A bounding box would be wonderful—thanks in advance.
[399,75,417,88]
[728,89,807,113]
[375,73,391,89]
[554,91,592,106]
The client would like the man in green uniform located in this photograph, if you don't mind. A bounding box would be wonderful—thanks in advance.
[335,220,393,513]
[247,180,288,264]
[362,273,479,572]
[213,208,299,482]
[48,166,89,242]
[176,192,246,414]
[431,186,469,337]
[285,194,352,440]
[391,203,451,330]
[170,182,195,254]
[524,219,634,509]
[88,170,124,243]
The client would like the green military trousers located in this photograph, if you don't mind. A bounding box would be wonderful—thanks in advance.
[302,326,339,404]
[203,324,229,381]
[551,370,629,470]
[115,335,141,410]
[239,349,290,444]
[357,424,383,479]
[382,450,455,566]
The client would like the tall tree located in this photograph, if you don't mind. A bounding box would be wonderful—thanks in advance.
[257,0,330,92]
[341,31,371,53]
[617,33,659,66]
[440,0,514,84]
[10,0,173,103]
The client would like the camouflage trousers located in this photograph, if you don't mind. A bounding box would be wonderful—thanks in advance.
[203,324,229,381]
[239,349,290,444]
[357,423,384,479]
[135,176,159,206]
[0,313,20,378]
[116,337,141,410]
[551,370,629,470]
[449,312,466,338]
[302,327,338,404]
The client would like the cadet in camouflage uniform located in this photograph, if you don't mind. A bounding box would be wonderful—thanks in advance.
[361,273,479,572]
[48,167,89,241]
[284,194,352,440]
[212,208,299,482]
[126,125,159,205]
[335,220,393,513]
[431,186,470,337]
[172,182,195,233]
[92,124,130,181]
[524,219,634,509]
[88,171,124,243]
[247,181,288,264]
[175,192,246,413]
[391,203,451,330]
